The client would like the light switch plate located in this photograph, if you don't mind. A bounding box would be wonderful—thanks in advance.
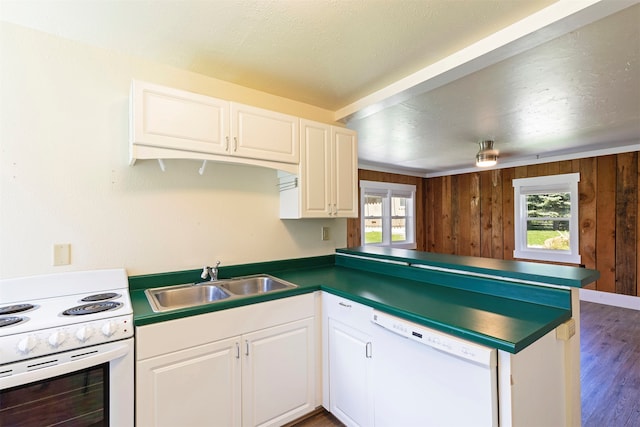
[53,243,71,266]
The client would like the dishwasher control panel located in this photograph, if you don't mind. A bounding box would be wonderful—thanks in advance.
[371,311,495,367]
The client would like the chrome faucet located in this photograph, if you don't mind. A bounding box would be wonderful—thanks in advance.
[201,261,221,282]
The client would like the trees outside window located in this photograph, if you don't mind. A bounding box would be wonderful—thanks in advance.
[513,173,580,264]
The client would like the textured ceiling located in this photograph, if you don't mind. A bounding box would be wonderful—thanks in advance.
[351,4,640,174]
[1,0,639,175]
[0,0,560,109]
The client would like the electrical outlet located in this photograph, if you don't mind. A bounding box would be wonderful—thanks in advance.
[53,243,71,266]
[321,226,330,241]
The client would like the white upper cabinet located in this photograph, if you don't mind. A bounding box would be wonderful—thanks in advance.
[130,80,299,169]
[298,120,333,217]
[231,103,299,164]
[332,126,358,217]
[130,80,229,156]
[279,119,358,218]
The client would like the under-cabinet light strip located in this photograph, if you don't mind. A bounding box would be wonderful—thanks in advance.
[336,252,410,266]
[336,252,570,289]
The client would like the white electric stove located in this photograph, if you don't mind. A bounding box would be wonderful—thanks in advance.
[0,269,133,364]
[0,269,135,426]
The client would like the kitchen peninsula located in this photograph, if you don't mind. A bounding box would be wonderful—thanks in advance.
[130,247,597,427]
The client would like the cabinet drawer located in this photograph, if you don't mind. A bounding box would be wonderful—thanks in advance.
[323,292,373,333]
[137,293,315,360]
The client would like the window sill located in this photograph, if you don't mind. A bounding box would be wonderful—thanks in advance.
[366,243,417,250]
[514,249,581,265]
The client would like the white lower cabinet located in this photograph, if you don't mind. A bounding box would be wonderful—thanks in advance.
[242,318,316,427]
[327,319,373,427]
[136,294,317,427]
[322,293,374,427]
[137,336,241,427]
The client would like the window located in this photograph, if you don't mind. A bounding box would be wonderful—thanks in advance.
[360,180,416,249]
[513,173,580,264]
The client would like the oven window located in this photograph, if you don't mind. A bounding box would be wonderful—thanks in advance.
[0,363,109,427]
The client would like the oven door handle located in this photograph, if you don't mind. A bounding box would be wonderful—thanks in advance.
[0,339,131,390]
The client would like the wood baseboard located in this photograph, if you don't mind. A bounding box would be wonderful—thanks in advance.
[580,288,640,310]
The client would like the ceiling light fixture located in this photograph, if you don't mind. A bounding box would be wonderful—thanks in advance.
[475,140,498,167]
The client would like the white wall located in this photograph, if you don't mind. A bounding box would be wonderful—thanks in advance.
[0,22,346,279]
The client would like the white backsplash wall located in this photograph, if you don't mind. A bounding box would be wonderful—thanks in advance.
[0,22,346,279]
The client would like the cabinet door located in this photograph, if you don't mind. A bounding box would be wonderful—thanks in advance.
[327,318,374,427]
[242,317,316,427]
[136,336,241,427]
[231,103,299,164]
[131,80,230,155]
[332,127,358,217]
[300,119,332,217]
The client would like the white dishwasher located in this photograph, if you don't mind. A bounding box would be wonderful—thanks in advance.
[371,310,498,427]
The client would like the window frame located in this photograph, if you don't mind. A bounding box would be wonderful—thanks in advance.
[512,173,581,264]
[360,180,416,249]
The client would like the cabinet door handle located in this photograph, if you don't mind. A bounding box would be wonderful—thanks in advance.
[245,339,249,356]
[235,342,240,359]
[233,137,238,152]
[225,136,229,151]
[366,342,372,358]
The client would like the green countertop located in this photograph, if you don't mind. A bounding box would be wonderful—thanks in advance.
[130,249,593,353]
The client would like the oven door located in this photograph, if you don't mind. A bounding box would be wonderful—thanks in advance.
[0,338,133,427]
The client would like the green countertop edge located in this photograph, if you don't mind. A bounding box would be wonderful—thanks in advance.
[129,250,583,353]
[338,246,600,288]
[270,265,571,353]
[318,287,570,353]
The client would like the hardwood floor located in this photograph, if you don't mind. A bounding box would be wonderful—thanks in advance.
[580,301,640,427]
[287,408,343,427]
[293,301,640,427]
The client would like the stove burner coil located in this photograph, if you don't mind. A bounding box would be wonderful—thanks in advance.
[0,316,25,328]
[0,303,36,315]
[62,301,122,316]
[81,292,121,302]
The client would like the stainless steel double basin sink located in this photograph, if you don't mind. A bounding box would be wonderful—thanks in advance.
[145,274,297,312]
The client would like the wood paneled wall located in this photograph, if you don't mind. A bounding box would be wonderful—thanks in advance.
[348,152,640,296]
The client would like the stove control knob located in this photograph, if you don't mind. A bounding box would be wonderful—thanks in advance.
[48,331,67,348]
[17,335,37,354]
[101,321,117,337]
[76,326,94,342]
